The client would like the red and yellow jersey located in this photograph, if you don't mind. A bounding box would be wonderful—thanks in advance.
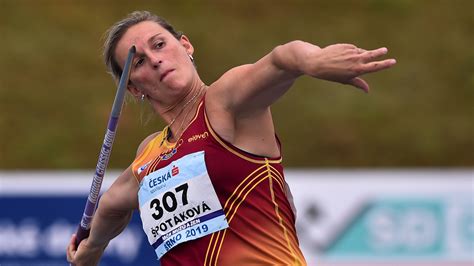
[132,99,306,265]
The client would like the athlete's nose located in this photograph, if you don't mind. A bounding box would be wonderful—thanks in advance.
[150,54,162,69]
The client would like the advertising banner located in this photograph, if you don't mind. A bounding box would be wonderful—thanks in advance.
[286,170,473,265]
[0,172,156,266]
[1,170,473,266]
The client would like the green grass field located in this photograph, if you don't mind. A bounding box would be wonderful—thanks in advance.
[0,0,472,169]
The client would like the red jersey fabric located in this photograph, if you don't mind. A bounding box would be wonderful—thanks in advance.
[132,99,306,265]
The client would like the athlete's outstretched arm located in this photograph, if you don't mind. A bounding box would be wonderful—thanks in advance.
[211,41,396,114]
[205,41,396,157]
[67,167,138,266]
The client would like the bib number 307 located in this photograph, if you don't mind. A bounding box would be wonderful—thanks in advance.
[150,183,189,220]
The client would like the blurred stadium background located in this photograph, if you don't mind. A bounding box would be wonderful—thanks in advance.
[0,0,472,265]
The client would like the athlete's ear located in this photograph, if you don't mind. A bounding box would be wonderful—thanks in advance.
[127,81,142,99]
[180,35,194,56]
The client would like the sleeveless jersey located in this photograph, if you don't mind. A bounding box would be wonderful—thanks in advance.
[132,99,306,265]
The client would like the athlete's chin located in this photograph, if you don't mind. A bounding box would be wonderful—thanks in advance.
[162,79,192,93]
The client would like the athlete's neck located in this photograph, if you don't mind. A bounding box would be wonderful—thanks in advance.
[165,84,207,142]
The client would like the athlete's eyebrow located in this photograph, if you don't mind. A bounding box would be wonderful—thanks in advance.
[148,33,163,45]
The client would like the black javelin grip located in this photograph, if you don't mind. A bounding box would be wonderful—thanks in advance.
[74,45,136,247]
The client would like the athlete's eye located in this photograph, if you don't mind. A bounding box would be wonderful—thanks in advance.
[154,41,165,49]
[135,58,144,68]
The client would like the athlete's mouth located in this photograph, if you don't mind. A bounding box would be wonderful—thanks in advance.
[160,69,174,81]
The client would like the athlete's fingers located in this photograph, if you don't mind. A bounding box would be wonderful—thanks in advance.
[70,234,77,250]
[360,47,389,62]
[67,234,77,262]
[347,77,370,93]
[360,58,397,74]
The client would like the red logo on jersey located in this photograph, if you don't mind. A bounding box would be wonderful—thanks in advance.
[172,165,179,176]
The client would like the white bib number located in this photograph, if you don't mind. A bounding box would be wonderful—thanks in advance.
[138,151,229,259]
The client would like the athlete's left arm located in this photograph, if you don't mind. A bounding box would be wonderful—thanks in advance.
[212,41,396,114]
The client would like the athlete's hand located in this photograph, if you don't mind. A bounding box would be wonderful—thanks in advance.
[66,234,104,266]
[304,44,396,92]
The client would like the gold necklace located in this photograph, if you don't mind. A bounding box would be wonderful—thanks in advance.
[165,84,206,141]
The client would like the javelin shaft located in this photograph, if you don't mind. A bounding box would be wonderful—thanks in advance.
[75,45,136,246]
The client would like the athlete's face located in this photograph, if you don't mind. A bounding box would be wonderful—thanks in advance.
[115,21,196,103]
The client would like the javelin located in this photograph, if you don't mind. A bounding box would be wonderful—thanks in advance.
[75,45,136,246]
